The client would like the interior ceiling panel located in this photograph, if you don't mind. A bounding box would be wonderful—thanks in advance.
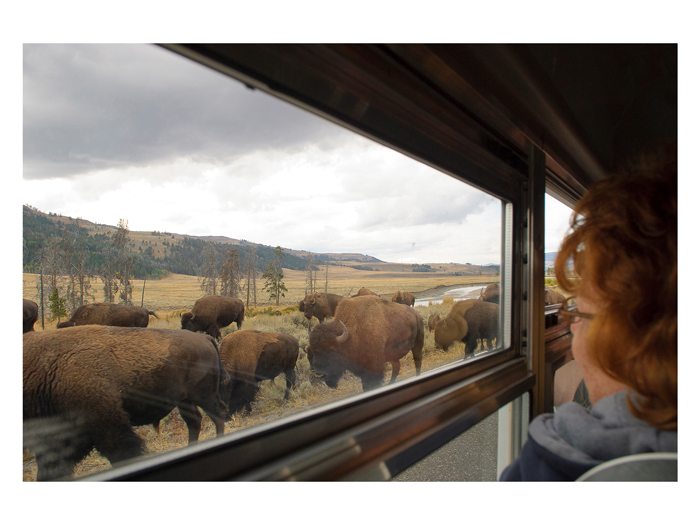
[165,44,677,196]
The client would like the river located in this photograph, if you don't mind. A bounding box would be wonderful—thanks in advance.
[414,284,485,307]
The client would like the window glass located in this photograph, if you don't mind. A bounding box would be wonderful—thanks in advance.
[23,44,506,481]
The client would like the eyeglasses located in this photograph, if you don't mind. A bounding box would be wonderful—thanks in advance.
[558,296,597,324]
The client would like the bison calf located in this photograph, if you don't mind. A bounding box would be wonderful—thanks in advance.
[308,295,423,391]
[219,329,299,415]
[434,299,498,359]
[56,302,158,329]
[181,295,245,339]
[23,326,230,481]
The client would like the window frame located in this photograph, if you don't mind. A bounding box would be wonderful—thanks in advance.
[85,44,550,481]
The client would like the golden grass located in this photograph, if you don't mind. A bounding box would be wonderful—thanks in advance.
[23,268,497,329]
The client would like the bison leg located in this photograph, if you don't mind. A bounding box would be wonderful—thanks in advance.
[361,372,385,391]
[389,360,401,383]
[177,401,203,444]
[283,368,296,400]
[93,425,144,469]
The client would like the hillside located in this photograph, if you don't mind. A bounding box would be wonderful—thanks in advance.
[22,205,499,279]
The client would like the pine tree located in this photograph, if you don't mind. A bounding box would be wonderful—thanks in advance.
[262,246,287,306]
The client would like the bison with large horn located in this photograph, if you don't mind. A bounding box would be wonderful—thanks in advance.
[23,299,38,333]
[56,302,158,329]
[301,292,343,323]
[307,295,423,391]
[181,295,245,339]
[434,299,499,359]
[23,326,231,481]
[391,291,416,307]
[219,329,299,415]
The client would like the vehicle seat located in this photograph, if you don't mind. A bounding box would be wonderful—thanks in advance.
[576,452,677,481]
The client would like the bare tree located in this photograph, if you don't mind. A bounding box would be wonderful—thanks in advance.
[100,243,118,303]
[60,229,93,312]
[220,247,242,298]
[244,245,258,307]
[200,242,220,296]
[304,252,317,295]
[113,219,134,305]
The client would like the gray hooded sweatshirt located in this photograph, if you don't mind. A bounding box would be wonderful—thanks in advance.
[499,390,677,481]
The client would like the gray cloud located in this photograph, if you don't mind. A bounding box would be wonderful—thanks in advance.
[23,44,349,180]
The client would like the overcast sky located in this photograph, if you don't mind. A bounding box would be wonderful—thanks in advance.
[23,44,574,265]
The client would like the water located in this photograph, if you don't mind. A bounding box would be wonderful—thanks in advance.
[414,285,485,307]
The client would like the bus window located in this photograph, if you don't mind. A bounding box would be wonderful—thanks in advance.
[23,44,510,481]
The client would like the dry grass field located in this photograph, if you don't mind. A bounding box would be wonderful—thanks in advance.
[22,265,499,481]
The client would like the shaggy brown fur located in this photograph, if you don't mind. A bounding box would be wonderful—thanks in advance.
[23,326,230,481]
[391,291,416,307]
[308,295,423,391]
[301,293,343,323]
[434,299,498,359]
[181,295,245,339]
[23,299,38,333]
[56,303,158,329]
[545,288,566,305]
[219,329,299,415]
[352,287,378,297]
[428,313,441,332]
[478,283,500,304]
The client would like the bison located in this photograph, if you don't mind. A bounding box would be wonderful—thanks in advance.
[434,299,499,359]
[478,283,500,304]
[301,293,343,323]
[219,329,299,415]
[428,313,441,332]
[545,288,566,305]
[181,295,245,339]
[56,303,158,329]
[352,287,378,297]
[391,291,415,307]
[23,299,38,333]
[23,326,230,481]
[307,295,423,391]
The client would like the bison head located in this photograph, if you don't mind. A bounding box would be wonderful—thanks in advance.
[181,312,198,332]
[307,320,349,388]
[434,316,468,351]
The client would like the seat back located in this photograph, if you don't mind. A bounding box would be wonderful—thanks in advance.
[577,452,677,481]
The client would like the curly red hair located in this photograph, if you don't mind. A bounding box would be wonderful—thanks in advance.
[554,148,677,430]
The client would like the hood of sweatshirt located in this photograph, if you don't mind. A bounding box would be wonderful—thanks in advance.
[529,390,677,465]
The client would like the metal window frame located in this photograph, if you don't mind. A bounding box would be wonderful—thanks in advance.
[85,44,552,481]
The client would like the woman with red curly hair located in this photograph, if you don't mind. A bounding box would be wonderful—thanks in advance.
[500,150,677,481]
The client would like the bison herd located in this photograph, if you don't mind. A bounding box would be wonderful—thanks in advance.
[23,283,520,480]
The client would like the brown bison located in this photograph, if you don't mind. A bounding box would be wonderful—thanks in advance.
[478,283,500,304]
[23,326,230,481]
[307,295,423,391]
[428,313,441,332]
[391,291,415,307]
[301,293,343,323]
[545,288,566,305]
[23,299,38,333]
[56,303,158,329]
[181,295,245,339]
[352,287,378,297]
[434,299,499,359]
[219,329,299,415]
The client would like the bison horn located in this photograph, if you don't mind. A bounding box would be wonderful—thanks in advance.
[336,321,349,344]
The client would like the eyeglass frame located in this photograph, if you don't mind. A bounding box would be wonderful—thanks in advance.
[558,296,597,324]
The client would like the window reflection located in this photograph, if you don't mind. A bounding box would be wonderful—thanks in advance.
[23,44,505,480]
